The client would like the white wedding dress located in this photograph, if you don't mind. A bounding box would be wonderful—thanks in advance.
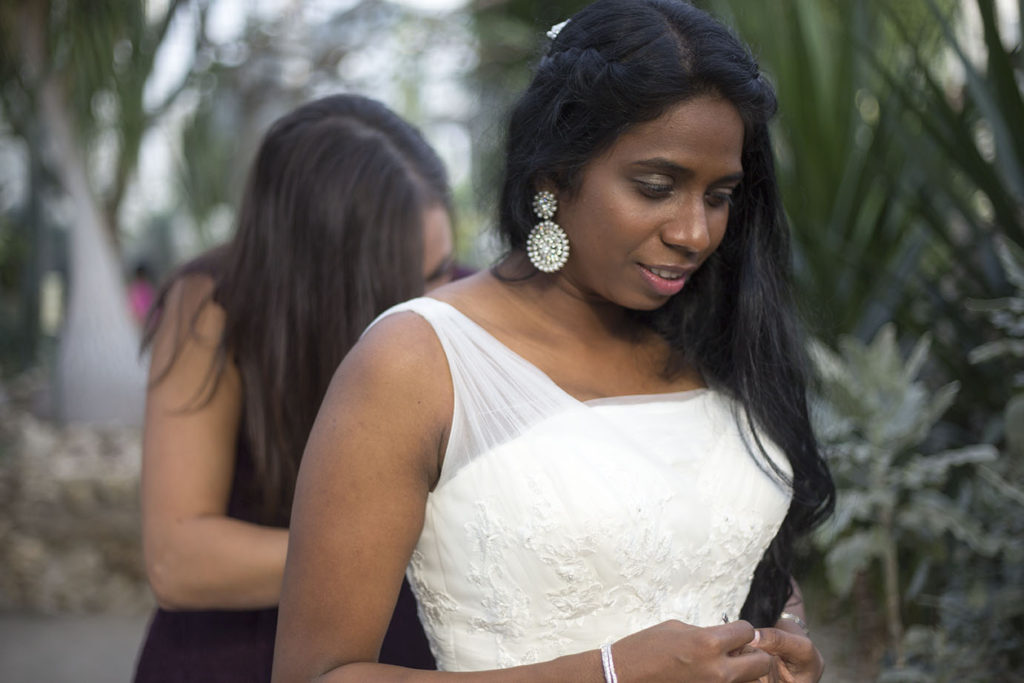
[369,297,792,671]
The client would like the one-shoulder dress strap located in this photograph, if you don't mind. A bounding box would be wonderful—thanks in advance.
[366,297,579,487]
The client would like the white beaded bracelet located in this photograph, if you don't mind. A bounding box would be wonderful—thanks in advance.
[779,611,810,636]
[600,642,619,683]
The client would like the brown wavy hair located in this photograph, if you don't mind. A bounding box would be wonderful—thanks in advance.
[144,94,451,525]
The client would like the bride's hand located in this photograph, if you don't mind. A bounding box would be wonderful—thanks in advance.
[609,619,773,682]
[749,627,824,683]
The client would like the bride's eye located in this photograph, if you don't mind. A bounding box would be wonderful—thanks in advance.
[635,175,673,198]
[705,190,734,208]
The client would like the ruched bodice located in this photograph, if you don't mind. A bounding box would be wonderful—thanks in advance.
[369,297,792,671]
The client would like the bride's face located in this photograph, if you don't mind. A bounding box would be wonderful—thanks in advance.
[551,95,744,311]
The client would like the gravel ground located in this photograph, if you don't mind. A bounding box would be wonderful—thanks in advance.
[0,612,151,682]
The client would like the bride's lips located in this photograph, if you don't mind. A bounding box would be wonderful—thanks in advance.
[638,263,691,296]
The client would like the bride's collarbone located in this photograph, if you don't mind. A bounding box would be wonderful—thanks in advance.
[528,336,694,401]
[443,285,696,398]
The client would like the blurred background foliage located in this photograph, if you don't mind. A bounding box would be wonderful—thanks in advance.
[0,0,1021,678]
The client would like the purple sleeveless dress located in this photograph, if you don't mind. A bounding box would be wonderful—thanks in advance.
[133,438,434,682]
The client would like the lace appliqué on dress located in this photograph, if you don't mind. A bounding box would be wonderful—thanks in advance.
[450,481,739,668]
[407,548,458,662]
[377,298,793,671]
[701,511,783,622]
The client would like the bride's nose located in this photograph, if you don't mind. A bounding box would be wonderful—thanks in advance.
[660,194,712,254]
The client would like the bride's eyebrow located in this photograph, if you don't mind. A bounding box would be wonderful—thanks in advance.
[630,158,744,184]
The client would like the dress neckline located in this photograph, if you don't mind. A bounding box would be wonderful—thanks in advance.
[421,297,710,407]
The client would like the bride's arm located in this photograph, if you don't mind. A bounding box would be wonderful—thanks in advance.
[272,312,773,683]
[272,312,443,681]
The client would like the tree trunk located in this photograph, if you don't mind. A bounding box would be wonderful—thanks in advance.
[19,125,45,369]
[879,508,905,666]
[23,2,147,425]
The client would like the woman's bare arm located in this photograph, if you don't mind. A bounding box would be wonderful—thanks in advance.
[273,311,456,680]
[141,275,288,610]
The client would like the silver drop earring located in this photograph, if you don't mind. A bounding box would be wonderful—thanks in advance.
[526,190,570,273]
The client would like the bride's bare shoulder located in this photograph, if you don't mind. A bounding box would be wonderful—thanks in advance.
[310,308,453,481]
[426,269,524,325]
[347,308,448,386]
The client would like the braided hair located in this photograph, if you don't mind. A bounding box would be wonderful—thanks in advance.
[496,0,834,627]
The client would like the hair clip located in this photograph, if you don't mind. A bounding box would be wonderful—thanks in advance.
[546,19,569,40]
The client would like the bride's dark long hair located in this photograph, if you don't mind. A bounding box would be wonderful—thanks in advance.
[497,0,834,626]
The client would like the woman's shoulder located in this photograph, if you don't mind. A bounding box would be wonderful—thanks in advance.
[143,263,240,409]
[146,247,229,339]
[156,272,225,341]
[328,309,454,464]
[165,270,217,305]
[363,303,443,343]
[355,306,449,380]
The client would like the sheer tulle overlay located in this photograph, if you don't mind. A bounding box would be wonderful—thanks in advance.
[367,297,792,671]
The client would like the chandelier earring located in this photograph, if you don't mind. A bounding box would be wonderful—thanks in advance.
[526,190,570,273]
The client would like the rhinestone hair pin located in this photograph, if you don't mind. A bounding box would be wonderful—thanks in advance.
[547,19,569,40]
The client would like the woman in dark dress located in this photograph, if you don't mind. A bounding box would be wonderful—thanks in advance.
[133,94,455,682]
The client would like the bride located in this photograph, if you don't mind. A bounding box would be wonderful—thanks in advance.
[273,1,834,681]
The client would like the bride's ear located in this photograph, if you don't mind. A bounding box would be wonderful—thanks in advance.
[532,173,560,198]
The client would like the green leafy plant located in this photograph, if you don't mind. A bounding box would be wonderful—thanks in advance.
[872,0,1024,423]
[884,490,1024,682]
[809,326,1000,667]
[967,236,1024,394]
[879,237,1024,681]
